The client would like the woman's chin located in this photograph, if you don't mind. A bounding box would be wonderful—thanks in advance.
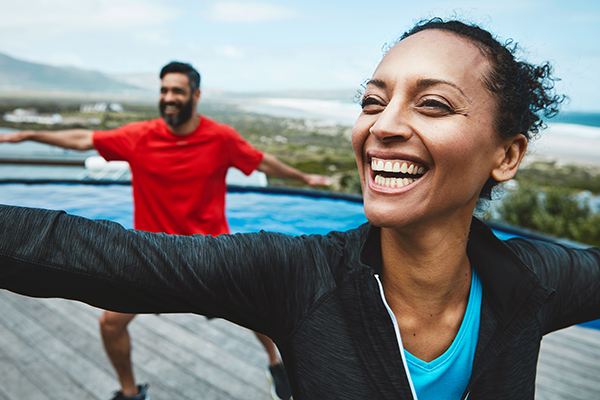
[364,204,414,230]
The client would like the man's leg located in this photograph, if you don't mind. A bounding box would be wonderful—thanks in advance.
[254,331,292,400]
[254,331,281,365]
[99,311,140,397]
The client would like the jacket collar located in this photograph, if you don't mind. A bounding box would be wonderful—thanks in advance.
[358,217,555,328]
[467,217,555,328]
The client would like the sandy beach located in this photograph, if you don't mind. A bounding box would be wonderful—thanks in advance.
[527,123,600,167]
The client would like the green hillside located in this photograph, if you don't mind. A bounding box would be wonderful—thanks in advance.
[0,53,148,94]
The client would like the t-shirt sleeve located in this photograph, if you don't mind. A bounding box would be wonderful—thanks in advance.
[93,123,141,162]
[224,126,264,175]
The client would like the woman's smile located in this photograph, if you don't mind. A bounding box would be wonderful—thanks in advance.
[368,156,427,191]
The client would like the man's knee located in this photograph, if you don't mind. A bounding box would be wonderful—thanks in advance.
[99,311,136,336]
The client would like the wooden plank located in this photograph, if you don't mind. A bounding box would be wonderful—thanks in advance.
[140,314,269,372]
[535,385,565,400]
[0,292,116,399]
[0,319,94,400]
[23,295,231,400]
[0,352,51,400]
[161,314,268,370]
[20,293,270,400]
[158,313,268,368]
[129,315,270,396]
[536,326,600,400]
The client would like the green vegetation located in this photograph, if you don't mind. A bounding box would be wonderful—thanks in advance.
[513,159,600,193]
[0,98,360,193]
[494,182,600,247]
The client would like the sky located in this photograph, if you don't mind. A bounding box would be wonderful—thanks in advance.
[1,0,599,112]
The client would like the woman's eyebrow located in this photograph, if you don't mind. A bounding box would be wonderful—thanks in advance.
[367,78,470,100]
[417,78,469,98]
[365,78,386,89]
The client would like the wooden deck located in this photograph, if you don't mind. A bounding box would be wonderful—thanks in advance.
[1,289,599,400]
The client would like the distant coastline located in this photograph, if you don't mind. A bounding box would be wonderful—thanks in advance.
[233,97,361,127]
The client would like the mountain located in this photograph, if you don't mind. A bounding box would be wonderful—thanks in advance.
[111,73,159,92]
[0,53,149,94]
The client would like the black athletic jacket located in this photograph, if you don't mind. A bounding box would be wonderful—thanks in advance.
[1,205,599,399]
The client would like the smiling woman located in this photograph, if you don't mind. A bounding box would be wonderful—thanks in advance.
[0,18,598,400]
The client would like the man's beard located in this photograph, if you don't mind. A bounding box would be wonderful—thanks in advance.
[159,97,194,127]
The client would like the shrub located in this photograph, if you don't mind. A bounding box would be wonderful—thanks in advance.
[496,184,600,247]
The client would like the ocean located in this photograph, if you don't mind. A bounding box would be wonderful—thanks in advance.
[551,111,600,129]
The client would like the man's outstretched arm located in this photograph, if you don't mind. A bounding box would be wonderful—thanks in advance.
[0,129,95,151]
[256,152,330,186]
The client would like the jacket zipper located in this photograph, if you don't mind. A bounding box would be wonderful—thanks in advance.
[374,274,418,400]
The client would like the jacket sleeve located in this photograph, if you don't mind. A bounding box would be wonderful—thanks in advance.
[0,204,341,340]
[507,238,600,333]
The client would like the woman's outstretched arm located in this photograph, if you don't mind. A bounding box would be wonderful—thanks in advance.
[0,204,338,338]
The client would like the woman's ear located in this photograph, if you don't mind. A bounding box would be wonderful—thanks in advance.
[491,134,528,183]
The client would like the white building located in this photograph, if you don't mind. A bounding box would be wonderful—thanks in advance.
[3,108,63,124]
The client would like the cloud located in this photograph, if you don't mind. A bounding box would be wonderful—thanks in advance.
[216,45,245,58]
[204,1,300,23]
[135,31,172,46]
[0,0,182,35]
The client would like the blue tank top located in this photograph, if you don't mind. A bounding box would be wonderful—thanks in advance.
[405,270,482,400]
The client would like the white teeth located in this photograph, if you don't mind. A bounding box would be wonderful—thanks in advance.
[373,175,416,188]
[370,158,424,175]
[371,158,425,188]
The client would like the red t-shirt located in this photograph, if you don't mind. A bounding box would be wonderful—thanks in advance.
[93,117,263,236]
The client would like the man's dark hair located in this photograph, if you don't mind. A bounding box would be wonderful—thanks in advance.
[160,61,201,92]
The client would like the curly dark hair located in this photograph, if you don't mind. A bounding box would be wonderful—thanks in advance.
[160,61,201,92]
[400,18,564,199]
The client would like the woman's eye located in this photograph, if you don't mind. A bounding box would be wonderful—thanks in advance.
[418,99,453,114]
[360,96,385,112]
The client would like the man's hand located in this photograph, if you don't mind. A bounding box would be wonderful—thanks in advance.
[0,131,33,143]
[257,153,332,187]
[304,174,331,187]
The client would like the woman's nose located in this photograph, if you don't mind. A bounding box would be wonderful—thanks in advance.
[369,105,414,143]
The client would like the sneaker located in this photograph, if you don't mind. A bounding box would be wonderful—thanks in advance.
[267,363,293,400]
[109,384,150,400]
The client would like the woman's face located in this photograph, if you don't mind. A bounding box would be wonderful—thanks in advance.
[352,29,513,230]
